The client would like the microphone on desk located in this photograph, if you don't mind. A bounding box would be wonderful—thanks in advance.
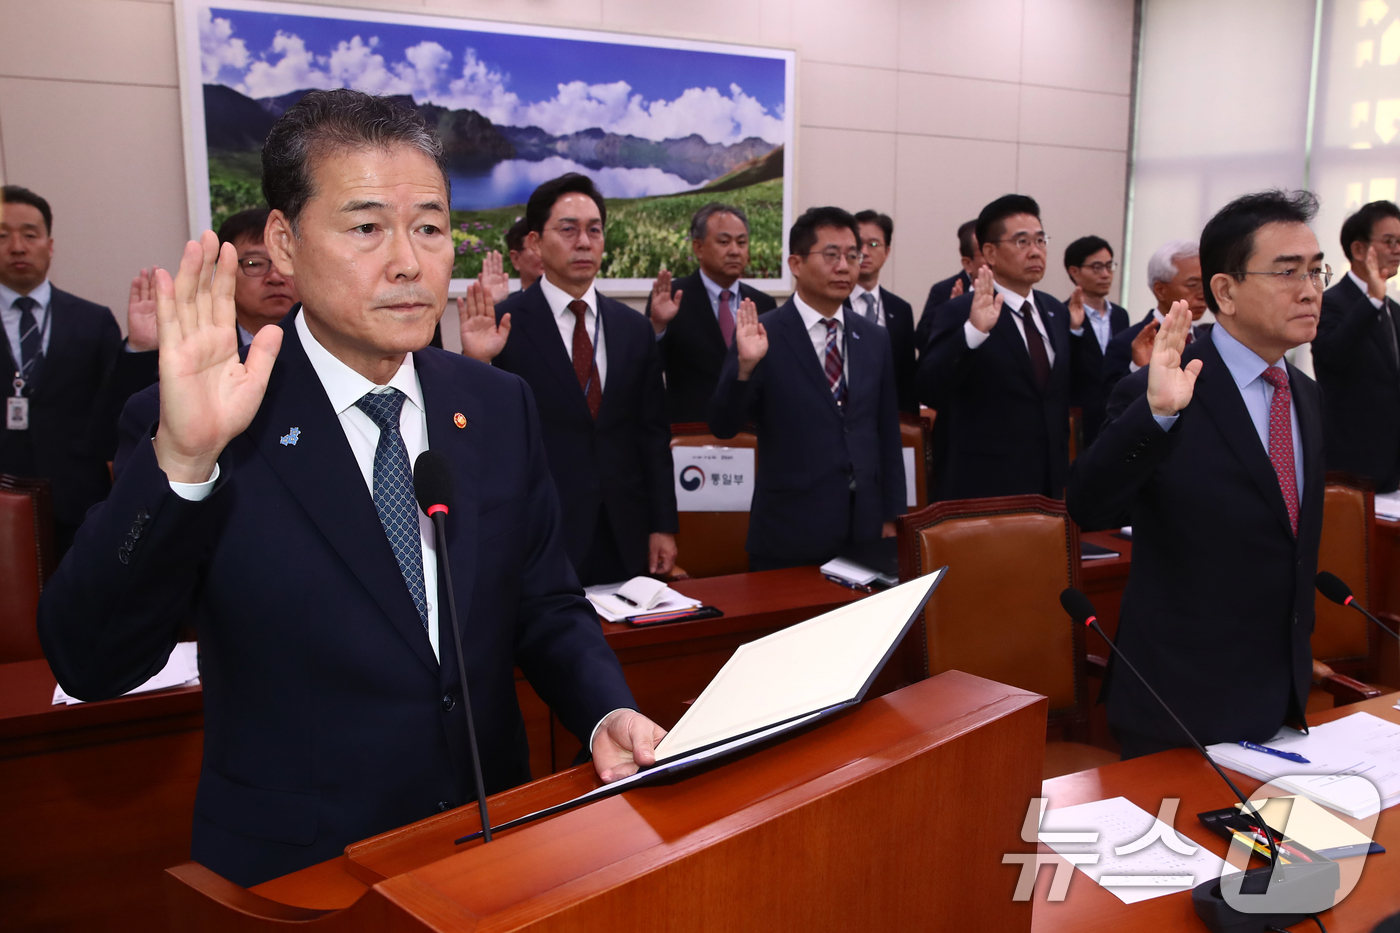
[415,450,492,843]
[1314,572,1400,644]
[1058,588,1339,932]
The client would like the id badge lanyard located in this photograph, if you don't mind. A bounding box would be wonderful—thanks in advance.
[6,306,52,431]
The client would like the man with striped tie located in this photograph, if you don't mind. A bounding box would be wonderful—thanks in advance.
[708,206,905,571]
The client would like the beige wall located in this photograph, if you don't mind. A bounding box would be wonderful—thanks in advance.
[0,0,1135,332]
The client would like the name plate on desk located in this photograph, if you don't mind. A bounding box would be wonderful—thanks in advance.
[674,447,754,512]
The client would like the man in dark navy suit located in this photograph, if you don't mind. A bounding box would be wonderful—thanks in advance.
[917,194,1089,501]
[1312,200,1400,492]
[216,207,299,350]
[709,206,905,570]
[850,210,918,414]
[646,202,776,423]
[38,91,661,887]
[0,185,159,555]
[1101,239,1208,398]
[460,173,678,585]
[1069,190,1327,758]
[915,219,984,354]
[1063,235,1129,445]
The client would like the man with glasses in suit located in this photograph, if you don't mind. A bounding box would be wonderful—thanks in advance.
[850,210,918,415]
[216,208,299,349]
[1064,235,1129,445]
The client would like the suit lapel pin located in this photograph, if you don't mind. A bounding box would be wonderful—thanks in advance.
[279,426,301,447]
[453,412,467,429]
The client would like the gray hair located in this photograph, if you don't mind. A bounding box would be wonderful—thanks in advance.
[1146,239,1199,288]
[262,88,449,230]
[689,202,749,242]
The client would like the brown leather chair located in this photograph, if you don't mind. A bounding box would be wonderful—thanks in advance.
[1309,473,1389,707]
[0,474,55,663]
[669,424,757,579]
[897,494,1118,779]
[899,413,930,511]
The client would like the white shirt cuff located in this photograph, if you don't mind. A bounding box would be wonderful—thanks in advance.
[1152,413,1178,432]
[1129,361,1143,373]
[1372,295,1386,310]
[588,707,637,754]
[653,327,666,341]
[169,463,220,501]
[963,319,991,349]
[1070,326,1084,337]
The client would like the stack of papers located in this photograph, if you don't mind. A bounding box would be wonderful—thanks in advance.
[1206,712,1400,819]
[1234,795,1377,860]
[1375,490,1400,521]
[52,641,200,705]
[820,557,897,589]
[585,583,702,622]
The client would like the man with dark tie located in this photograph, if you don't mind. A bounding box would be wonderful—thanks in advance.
[461,173,678,584]
[850,210,918,414]
[917,194,1087,501]
[1064,235,1129,445]
[216,208,299,349]
[1101,239,1208,396]
[0,184,158,555]
[1069,190,1326,758]
[646,202,776,423]
[39,91,661,887]
[915,219,985,353]
[1312,200,1400,492]
[708,206,904,570]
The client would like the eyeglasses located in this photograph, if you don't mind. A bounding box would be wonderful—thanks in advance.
[861,238,886,251]
[1370,236,1400,250]
[1239,264,1332,289]
[805,247,863,266]
[238,257,273,278]
[991,234,1050,252]
[1078,261,1118,274]
[549,222,604,243]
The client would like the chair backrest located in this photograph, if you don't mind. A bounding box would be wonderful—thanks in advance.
[669,424,757,578]
[1313,472,1377,675]
[899,414,930,511]
[897,494,1087,726]
[0,474,55,663]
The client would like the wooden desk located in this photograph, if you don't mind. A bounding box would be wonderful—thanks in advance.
[0,659,204,932]
[1032,692,1400,932]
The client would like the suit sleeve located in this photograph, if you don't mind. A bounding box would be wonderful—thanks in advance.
[38,388,220,700]
[876,337,906,521]
[915,299,975,409]
[638,325,679,534]
[1100,329,1134,400]
[92,309,159,461]
[707,340,757,439]
[1313,288,1384,367]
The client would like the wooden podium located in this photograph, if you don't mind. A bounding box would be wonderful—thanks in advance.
[164,672,1046,932]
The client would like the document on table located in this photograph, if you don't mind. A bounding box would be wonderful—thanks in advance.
[1374,490,1400,521]
[52,641,199,705]
[1039,796,1227,905]
[585,583,702,622]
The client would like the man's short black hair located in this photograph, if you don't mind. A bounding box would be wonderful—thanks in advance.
[217,208,271,248]
[975,195,1041,251]
[957,219,978,259]
[853,210,893,248]
[505,217,530,253]
[261,88,449,232]
[1339,200,1400,263]
[525,173,607,235]
[1064,235,1113,271]
[2,185,53,235]
[1200,189,1319,313]
[789,206,861,258]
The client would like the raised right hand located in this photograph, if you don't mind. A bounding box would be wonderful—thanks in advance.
[1363,244,1389,302]
[456,281,509,363]
[949,276,965,300]
[153,232,282,483]
[1145,300,1203,418]
[1130,319,1160,368]
[650,269,681,334]
[734,298,767,380]
[967,265,1003,334]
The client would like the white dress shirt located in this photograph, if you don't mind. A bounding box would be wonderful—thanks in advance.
[848,282,885,328]
[0,278,54,367]
[793,292,850,383]
[1084,301,1114,353]
[963,281,1057,364]
[169,311,442,660]
[1347,269,1386,310]
[540,273,606,389]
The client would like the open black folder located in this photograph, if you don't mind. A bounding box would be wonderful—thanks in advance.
[457,567,948,843]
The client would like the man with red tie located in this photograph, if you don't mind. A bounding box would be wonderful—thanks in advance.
[459,173,678,585]
[1068,190,1326,759]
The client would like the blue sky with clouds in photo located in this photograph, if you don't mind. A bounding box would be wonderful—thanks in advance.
[201,6,789,146]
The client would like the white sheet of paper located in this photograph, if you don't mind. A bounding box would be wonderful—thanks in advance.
[1373,490,1400,521]
[672,447,754,512]
[584,583,702,622]
[1039,796,1227,905]
[653,570,942,761]
[53,641,200,705]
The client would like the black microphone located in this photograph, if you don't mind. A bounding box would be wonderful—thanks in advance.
[1315,571,1400,643]
[414,450,491,843]
[1059,588,1338,930]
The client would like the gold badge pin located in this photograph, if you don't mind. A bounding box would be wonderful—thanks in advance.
[453,412,467,429]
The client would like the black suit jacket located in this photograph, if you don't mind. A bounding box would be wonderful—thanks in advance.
[646,272,776,423]
[708,301,905,565]
[915,270,973,353]
[37,311,634,887]
[1067,335,1322,747]
[0,287,157,525]
[861,287,919,415]
[1312,275,1400,493]
[916,289,1087,500]
[1073,301,1130,446]
[493,282,678,576]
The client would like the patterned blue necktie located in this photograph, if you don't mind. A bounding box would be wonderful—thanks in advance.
[14,295,42,374]
[354,388,429,629]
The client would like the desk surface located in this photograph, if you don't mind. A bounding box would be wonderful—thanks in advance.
[1033,692,1400,932]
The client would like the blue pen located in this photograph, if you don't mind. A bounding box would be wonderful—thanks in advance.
[1239,740,1310,764]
